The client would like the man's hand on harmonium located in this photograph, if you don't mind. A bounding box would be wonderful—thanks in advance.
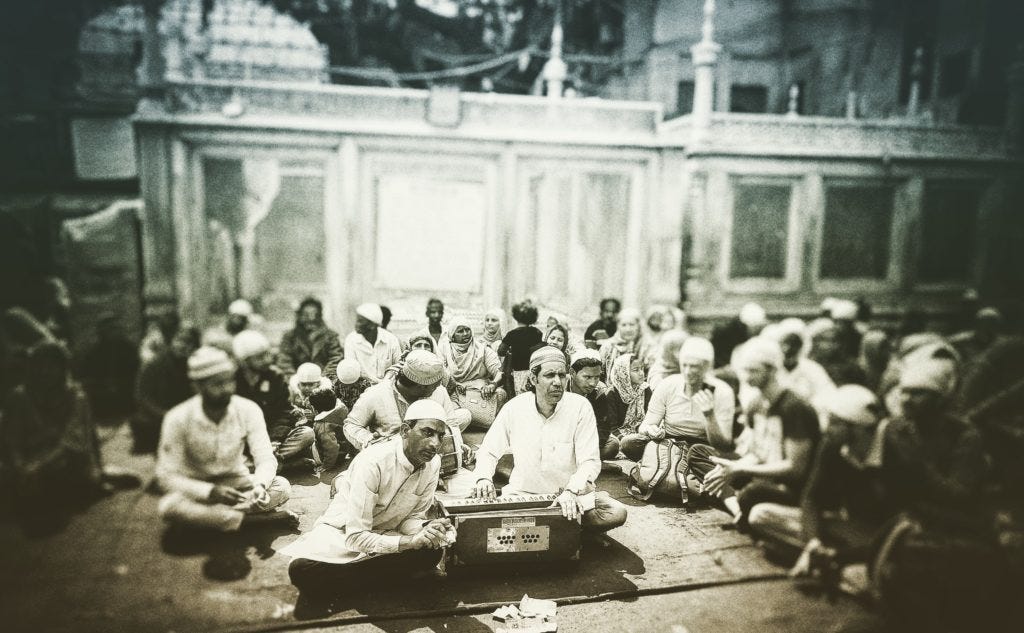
[471,478,496,499]
[555,489,583,523]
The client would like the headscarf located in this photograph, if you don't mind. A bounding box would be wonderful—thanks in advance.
[601,308,646,376]
[610,353,647,433]
[441,316,488,383]
[480,308,504,347]
[545,323,570,352]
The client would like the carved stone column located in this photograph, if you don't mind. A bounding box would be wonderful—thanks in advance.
[689,0,721,143]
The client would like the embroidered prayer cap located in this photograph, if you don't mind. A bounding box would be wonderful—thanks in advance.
[531,345,568,371]
[899,358,958,397]
[830,299,858,321]
[336,358,362,385]
[232,330,269,360]
[295,362,323,383]
[401,350,445,385]
[227,299,254,317]
[828,385,880,427]
[678,336,714,364]
[738,302,767,328]
[735,336,784,370]
[356,303,383,326]
[188,346,236,381]
[404,398,447,423]
[569,348,601,366]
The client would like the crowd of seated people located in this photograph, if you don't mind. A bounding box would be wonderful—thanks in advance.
[3,284,1022,628]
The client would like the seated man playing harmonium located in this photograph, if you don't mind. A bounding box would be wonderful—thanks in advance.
[470,346,628,532]
[283,399,454,594]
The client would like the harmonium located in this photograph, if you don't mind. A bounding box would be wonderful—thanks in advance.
[439,494,581,567]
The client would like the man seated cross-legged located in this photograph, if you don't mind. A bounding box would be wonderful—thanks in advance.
[283,399,454,595]
[155,346,295,532]
[470,346,628,533]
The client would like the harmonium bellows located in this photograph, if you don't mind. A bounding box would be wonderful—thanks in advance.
[439,494,581,567]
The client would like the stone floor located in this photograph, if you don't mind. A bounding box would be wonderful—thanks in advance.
[0,423,884,633]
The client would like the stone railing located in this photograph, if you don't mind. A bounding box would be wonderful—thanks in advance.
[662,112,1016,160]
[140,78,664,140]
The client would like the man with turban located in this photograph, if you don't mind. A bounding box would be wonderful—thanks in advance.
[342,350,471,452]
[745,385,894,561]
[155,347,295,531]
[277,297,343,380]
[344,302,403,385]
[471,347,628,533]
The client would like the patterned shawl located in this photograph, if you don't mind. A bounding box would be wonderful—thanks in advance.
[441,316,489,383]
[610,353,647,433]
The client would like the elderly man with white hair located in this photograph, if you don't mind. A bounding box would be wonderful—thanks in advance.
[619,336,735,461]
[471,347,628,533]
[704,337,821,530]
[343,349,471,452]
[344,302,403,385]
[156,346,295,531]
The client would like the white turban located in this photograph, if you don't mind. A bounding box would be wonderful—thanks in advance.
[232,330,269,360]
[228,299,254,317]
[295,363,323,383]
[828,385,880,427]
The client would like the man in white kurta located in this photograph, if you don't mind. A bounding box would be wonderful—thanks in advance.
[343,303,403,384]
[283,399,453,594]
[471,346,627,533]
[156,347,294,531]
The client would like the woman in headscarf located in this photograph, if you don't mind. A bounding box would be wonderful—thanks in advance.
[440,316,506,427]
[599,308,649,380]
[480,308,504,352]
[607,353,652,438]
[544,323,571,364]
[647,330,688,388]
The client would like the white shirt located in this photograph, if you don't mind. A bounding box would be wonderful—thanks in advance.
[640,375,735,441]
[344,328,403,384]
[342,378,464,450]
[156,395,277,500]
[473,391,600,495]
[281,437,439,563]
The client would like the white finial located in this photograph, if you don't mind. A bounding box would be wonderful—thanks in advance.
[542,13,567,99]
[787,83,800,117]
[701,0,717,45]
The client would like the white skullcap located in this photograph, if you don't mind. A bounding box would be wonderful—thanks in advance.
[735,336,784,370]
[232,330,269,360]
[828,385,880,427]
[830,299,858,321]
[295,362,323,383]
[678,336,714,363]
[404,399,447,423]
[531,346,568,371]
[739,302,767,327]
[188,346,236,381]
[336,358,361,385]
[401,350,445,385]
[777,317,806,338]
[356,303,383,326]
[570,348,601,366]
[228,299,254,317]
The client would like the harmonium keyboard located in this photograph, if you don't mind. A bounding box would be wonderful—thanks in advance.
[439,494,581,567]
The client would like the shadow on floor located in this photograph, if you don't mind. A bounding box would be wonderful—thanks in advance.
[161,522,300,582]
[292,534,645,624]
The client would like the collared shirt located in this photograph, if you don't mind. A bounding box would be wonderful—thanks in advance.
[408,325,449,351]
[473,391,600,495]
[342,378,462,450]
[281,436,439,562]
[344,328,403,384]
[640,375,735,441]
[156,395,277,500]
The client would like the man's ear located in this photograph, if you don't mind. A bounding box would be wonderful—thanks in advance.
[528,371,538,387]
[400,423,412,437]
